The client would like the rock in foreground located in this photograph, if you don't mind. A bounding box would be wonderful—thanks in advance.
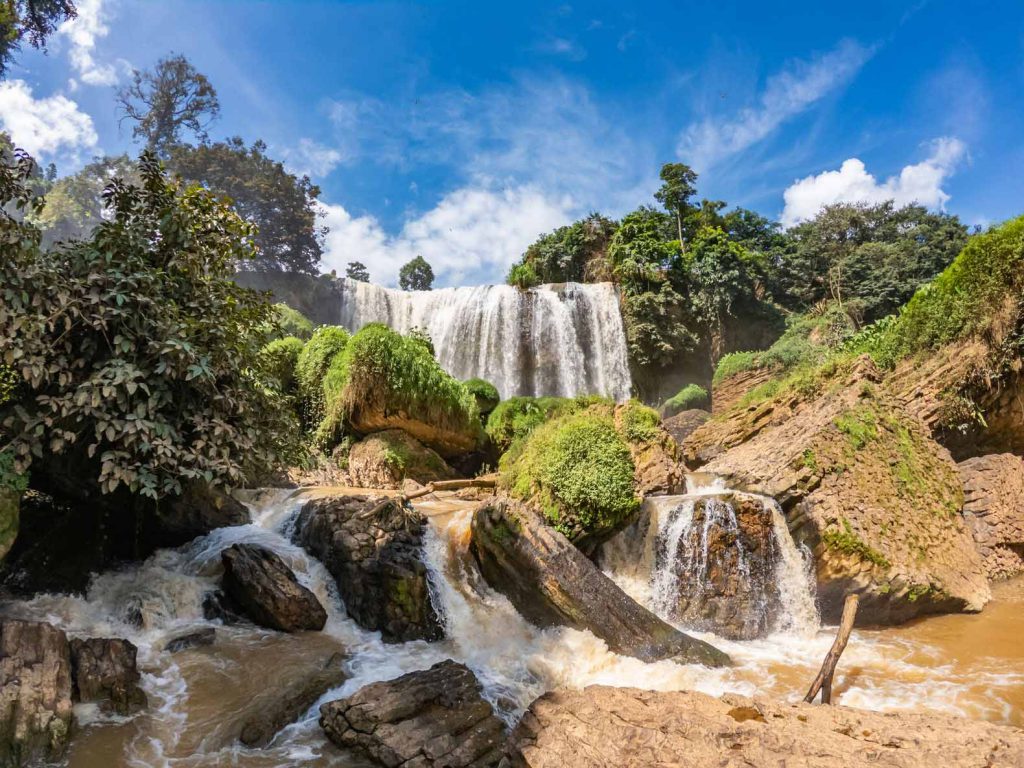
[470,498,729,666]
[504,686,1024,767]
[220,543,327,632]
[0,620,74,767]
[69,637,147,715]
[320,659,504,767]
[293,494,442,642]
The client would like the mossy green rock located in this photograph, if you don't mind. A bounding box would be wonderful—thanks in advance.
[0,488,17,563]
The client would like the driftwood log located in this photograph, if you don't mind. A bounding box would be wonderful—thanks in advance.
[804,593,859,704]
[359,477,497,520]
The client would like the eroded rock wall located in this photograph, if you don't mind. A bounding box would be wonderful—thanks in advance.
[959,453,1024,580]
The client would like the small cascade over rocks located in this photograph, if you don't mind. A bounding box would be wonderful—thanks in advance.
[602,474,819,641]
[336,278,632,400]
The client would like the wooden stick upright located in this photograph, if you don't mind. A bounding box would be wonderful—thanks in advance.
[804,593,859,705]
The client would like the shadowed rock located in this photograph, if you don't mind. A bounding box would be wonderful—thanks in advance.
[221,544,327,632]
[470,498,729,667]
[164,627,216,653]
[320,660,504,767]
[70,637,147,716]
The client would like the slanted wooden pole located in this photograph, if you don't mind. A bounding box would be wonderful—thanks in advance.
[804,593,859,705]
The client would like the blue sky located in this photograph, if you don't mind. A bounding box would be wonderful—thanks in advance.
[2,0,1022,286]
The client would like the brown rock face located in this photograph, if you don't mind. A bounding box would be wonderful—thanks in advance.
[69,637,147,715]
[292,495,442,643]
[685,357,990,625]
[320,660,505,767]
[0,619,74,767]
[347,429,457,490]
[959,453,1024,580]
[712,366,779,414]
[667,494,782,640]
[503,686,1024,768]
[470,498,729,666]
[220,544,327,632]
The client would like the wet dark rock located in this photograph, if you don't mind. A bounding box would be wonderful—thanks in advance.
[0,619,74,766]
[220,544,327,632]
[293,494,442,643]
[142,482,250,550]
[238,652,348,748]
[470,498,729,667]
[319,659,504,767]
[69,637,147,715]
[201,589,244,625]
[164,627,216,653]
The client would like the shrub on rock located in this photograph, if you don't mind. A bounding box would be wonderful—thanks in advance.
[295,326,350,430]
[661,383,709,417]
[347,429,456,489]
[317,323,482,457]
[260,336,304,396]
[463,377,500,417]
[271,303,314,341]
[485,395,604,455]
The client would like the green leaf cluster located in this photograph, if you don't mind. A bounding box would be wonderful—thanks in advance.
[294,326,350,429]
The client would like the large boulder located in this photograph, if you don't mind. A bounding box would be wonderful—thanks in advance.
[293,494,442,642]
[470,498,729,667]
[0,620,74,767]
[220,544,327,632]
[959,453,1024,580]
[319,660,505,768]
[503,686,1024,768]
[684,358,990,625]
[0,488,17,563]
[238,653,347,748]
[69,637,147,716]
[613,402,684,497]
[661,408,710,445]
[347,429,458,490]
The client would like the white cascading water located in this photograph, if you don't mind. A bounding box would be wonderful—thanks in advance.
[336,278,633,401]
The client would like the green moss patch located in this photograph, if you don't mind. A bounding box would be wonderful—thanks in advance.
[822,518,891,569]
[464,378,500,416]
[661,384,709,416]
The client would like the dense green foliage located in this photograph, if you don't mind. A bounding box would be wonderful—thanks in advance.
[661,384,709,415]
[399,255,435,291]
[0,0,75,77]
[272,303,314,340]
[463,378,500,416]
[506,213,617,284]
[502,408,638,542]
[617,399,661,442]
[317,323,480,448]
[260,336,304,396]
[484,396,594,455]
[0,151,301,498]
[345,261,370,282]
[168,138,325,274]
[295,326,350,429]
[117,54,221,157]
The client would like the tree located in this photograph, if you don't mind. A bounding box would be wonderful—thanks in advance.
[654,162,698,245]
[507,213,618,285]
[399,255,434,291]
[168,138,325,274]
[0,151,302,501]
[0,0,76,78]
[117,53,220,157]
[345,261,370,282]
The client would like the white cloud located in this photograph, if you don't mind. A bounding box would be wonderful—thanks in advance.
[58,0,129,86]
[0,80,98,158]
[535,37,587,61]
[283,138,344,178]
[679,39,875,170]
[319,185,571,287]
[780,137,967,227]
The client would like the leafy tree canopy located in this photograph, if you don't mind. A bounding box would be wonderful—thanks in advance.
[345,260,370,282]
[168,137,325,275]
[654,162,698,243]
[0,0,75,78]
[507,213,617,285]
[399,255,435,291]
[0,150,302,499]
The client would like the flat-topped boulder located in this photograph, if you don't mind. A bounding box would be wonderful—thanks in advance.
[470,498,729,667]
[293,494,442,642]
[504,686,1024,767]
[220,543,327,632]
[319,660,505,767]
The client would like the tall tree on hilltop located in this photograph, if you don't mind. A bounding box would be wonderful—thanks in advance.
[168,138,325,275]
[0,0,76,78]
[654,162,698,245]
[117,53,220,158]
[399,255,434,291]
[345,261,370,282]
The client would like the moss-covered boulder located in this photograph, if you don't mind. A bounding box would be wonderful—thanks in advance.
[296,326,350,430]
[614,400,684,496]
[660,384,709,417]
[347,430,457,490]
[0,488,17,563]
[319,324,482,457]
[463,378,500,417]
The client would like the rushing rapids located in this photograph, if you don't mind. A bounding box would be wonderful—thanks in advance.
[0,488,1022,767]
[336,278,633,400]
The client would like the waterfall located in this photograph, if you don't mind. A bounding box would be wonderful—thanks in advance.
[336,278,633,401]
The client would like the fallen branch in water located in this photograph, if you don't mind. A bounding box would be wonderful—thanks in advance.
[804,593,859,705]
[359,477,498,519]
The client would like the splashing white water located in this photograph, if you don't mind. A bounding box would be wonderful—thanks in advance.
[336,278,632,400]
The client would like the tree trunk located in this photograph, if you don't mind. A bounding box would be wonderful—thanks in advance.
[804,593,859,704]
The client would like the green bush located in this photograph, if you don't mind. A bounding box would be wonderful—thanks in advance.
[484,395,602,455]
[661,384,709,416]
[507,262,540,290]
[618,399,661,442]
[295,326,350,429]
[260,336,304,396]
[464,378,500,416]
[317,323,481,449]
[502,409,638,542]
[272,303,314,340]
